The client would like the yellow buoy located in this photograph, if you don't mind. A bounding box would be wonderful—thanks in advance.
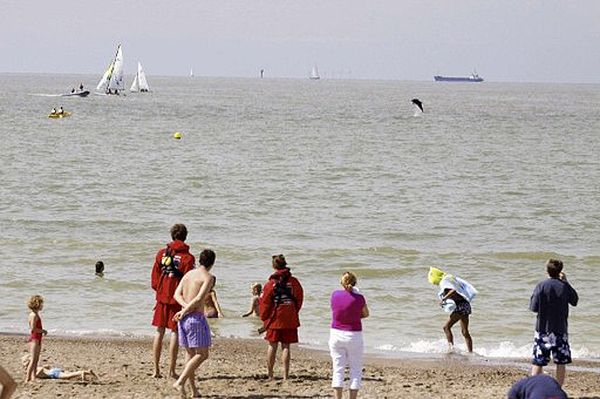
[173,131,183,140]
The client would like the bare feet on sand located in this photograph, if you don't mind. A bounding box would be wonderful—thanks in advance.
[173,381,187,398]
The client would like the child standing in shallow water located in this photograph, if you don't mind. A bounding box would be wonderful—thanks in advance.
[242,283,262,317]
[26,295,47,382]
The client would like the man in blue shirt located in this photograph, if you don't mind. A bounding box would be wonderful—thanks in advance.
[529,259,578,386]
[507,374,567,399]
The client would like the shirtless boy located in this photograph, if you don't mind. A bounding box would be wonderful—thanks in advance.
[172,249,216,397]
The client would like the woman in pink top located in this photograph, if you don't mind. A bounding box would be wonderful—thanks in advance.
[329,272,369,399]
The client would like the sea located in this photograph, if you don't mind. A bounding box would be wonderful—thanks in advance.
[1,73,599,362]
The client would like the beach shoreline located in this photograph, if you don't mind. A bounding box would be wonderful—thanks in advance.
[2,334,599,398]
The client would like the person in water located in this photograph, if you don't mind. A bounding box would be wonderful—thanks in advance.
[530,259,578,386]
[242,283,262,317]
[204,286,224,318]
[429,267,476,353]
[95,261,105,277]
[57,107,64,115]
[26,295,47,382]
[50,108,57,115]
[22,355,99,382]
[172,249,216,398]
[79,83,84,91]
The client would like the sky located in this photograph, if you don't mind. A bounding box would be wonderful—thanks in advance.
[2,0,600,83]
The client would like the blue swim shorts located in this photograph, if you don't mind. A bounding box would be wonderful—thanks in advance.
[178,312,212,349]
[452,301,472,316]
[532,331,572,366]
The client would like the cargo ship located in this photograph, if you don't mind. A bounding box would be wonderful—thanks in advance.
[434,72,483,82]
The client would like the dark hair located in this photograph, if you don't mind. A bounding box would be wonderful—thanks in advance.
[546,258,563,278]
[199,249,216,268]
[272,254,287,270]
[95,261,105,274]
[170,224,188,241]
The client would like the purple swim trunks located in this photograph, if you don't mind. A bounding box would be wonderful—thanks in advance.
[178,312,212,349]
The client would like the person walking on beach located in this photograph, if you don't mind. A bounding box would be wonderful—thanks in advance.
[172,249,216,398]
[25,295,47,382]
[428,267,477,353]
[260,254,304,380]
[0,365,16,399]
[151,223,195,379]
[530,259,578,386]
[329,272,369,399]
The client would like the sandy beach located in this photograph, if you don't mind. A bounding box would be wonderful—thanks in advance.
[1,334,599,398]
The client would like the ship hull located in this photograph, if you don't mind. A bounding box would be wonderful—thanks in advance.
[434,76,483,82]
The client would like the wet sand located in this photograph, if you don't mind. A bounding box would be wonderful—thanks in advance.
[1,334,599,398]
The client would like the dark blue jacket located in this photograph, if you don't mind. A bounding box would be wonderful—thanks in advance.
[530,278,578,334]
[507,375,567,399]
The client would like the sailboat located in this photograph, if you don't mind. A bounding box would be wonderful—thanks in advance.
[190,68,194,78]
[130,62,150,92]
[309,65,320,80]
[96,44,125,95]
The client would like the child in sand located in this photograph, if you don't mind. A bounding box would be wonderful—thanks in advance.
[22,355,98,382]
[242,283,262,317]
[26,295,47,382]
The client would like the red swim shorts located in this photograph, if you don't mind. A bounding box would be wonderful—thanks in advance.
[152,302,181,331]
[265,328,298,344]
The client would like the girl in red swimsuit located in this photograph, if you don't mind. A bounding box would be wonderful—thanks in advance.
[26,295,47,382]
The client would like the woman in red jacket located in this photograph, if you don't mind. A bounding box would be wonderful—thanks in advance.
[260,254,303,380]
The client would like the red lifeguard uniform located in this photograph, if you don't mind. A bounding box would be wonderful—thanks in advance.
[151,240,195,331]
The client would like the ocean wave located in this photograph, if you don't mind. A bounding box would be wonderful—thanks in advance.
[374,339,600,360]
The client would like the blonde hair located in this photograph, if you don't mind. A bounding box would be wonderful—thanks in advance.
[251,283,262,295]
[27,295,44,311]
[340,272,357,291]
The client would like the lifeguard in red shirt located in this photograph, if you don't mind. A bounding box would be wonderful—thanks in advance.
[260,254,303,380]
[151,223,195,379]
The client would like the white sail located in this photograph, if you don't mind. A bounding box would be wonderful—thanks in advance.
[137,62,150,92]
[107,45,124,91]
[130,74,139,92]
[190,68,194,77]
[130,62,150,92]
[96,60,114,91]
[310,65,320,80]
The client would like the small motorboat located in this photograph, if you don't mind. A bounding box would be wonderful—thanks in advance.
[48,112,72,119]
[61,90,90,97]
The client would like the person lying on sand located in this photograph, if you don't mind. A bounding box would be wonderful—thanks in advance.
[22,355,99,382]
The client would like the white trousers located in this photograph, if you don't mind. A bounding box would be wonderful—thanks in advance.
[328,328,364,390]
